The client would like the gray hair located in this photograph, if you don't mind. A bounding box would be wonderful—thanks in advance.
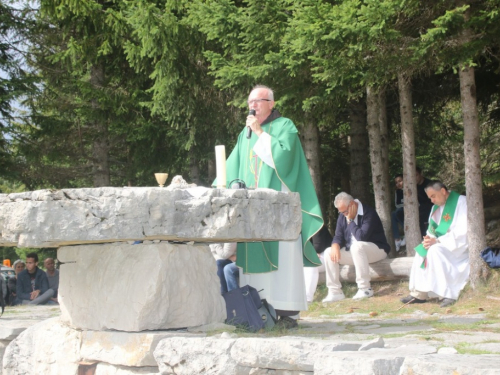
[252,85,274,101]
[424,180,448,192]
[334,192,354,208]
[13,259,25,271]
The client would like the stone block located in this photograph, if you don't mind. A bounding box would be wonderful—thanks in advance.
[81,330,204,367]
[2,318,81,375]
[58,242,226,331]
[400,354,500,374]
[154,336,363,374]
[0,187,301,247]
[154,336,238,375]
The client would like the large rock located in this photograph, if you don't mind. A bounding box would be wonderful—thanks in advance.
[58,242,226,331]
[0,187,301,247]
[2,318,82,375]
[80,330,204,367]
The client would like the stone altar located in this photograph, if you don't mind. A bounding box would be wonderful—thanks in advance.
[0,186,302,332]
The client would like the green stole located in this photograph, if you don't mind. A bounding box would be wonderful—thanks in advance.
[224,116,323,273]
[414,191,460,268]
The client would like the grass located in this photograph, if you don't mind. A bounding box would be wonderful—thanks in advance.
[302,268,500,324]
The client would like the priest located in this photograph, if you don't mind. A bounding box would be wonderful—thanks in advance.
[401,180,469,308]
[222,85,323,329]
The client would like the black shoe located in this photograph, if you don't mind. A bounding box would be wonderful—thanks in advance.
[400,295,427,304]
[275,316,298,329]
[440,298,456,308]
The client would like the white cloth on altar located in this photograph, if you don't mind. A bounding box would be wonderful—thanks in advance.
[409,194,469,300]
[239,132,308,312]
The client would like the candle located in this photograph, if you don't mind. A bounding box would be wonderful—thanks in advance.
[215,145,226,188]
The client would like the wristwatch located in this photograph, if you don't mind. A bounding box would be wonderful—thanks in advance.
[346,218,352,224]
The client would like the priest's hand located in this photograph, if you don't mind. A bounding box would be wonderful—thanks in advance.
[330,244,341,263]
[422,235,438,250]
[246,114,263,136]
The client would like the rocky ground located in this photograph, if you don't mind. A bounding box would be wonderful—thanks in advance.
[1,304,500,374]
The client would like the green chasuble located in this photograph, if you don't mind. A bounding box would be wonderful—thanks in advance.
[224,115,323,273]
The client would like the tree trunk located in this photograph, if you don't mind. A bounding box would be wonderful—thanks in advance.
[398,73,420,256]
[90,64,110,187]
[459,63,488,288]
[349,99,372,205]
[301,118,325,216]
[377,88,396,257]
[366,86,393,253]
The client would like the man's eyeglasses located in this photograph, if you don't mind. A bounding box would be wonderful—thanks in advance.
[247,98,271,105]
[338,202,351,215]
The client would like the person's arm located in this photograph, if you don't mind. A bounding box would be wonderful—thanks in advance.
[220,243,237,260]
[347,207,379,242]
[331,216,346,249]
[16,273,32,301]
[38,271,50,295]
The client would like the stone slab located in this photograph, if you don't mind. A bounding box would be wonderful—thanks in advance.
[0,187,302,247]
[81,331,204,367]
[314,345,437,375]
[400,354,500,374]
[58,242,226,331]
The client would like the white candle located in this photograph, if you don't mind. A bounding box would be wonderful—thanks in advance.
[215,145,226,188]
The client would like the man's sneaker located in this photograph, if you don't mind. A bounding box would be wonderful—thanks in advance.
[352,288,374,300]
[400,237,406,247]
[400,295,427,304]
[395,239,402,252]
[322,292,345,303]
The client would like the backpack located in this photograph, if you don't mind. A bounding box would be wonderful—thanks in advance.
[223,285,277,332]
[481,247,500,269]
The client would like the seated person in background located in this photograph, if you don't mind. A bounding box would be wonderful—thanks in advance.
[401,181,468,308]
[322,192,390,302]
[416,167,433,236]
[17,253,54,305]
[210,243,238,294]
[391,174,405,251]
[44,258,59,304]
[8,259,26,306]
[303,225,333,303]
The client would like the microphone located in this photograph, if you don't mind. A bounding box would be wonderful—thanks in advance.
[246,109,256,139]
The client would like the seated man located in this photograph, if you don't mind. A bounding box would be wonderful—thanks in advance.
[44,258,59,304]
[391,174,405,251]
[16,253,54,305]
[209,243,237,294]
[323,192,390,302]
[401,181,468,308]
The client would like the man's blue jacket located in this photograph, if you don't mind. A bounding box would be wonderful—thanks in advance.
[16,267,49,301]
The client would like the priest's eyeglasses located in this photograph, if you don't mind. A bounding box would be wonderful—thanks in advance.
[247,99,271,105]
